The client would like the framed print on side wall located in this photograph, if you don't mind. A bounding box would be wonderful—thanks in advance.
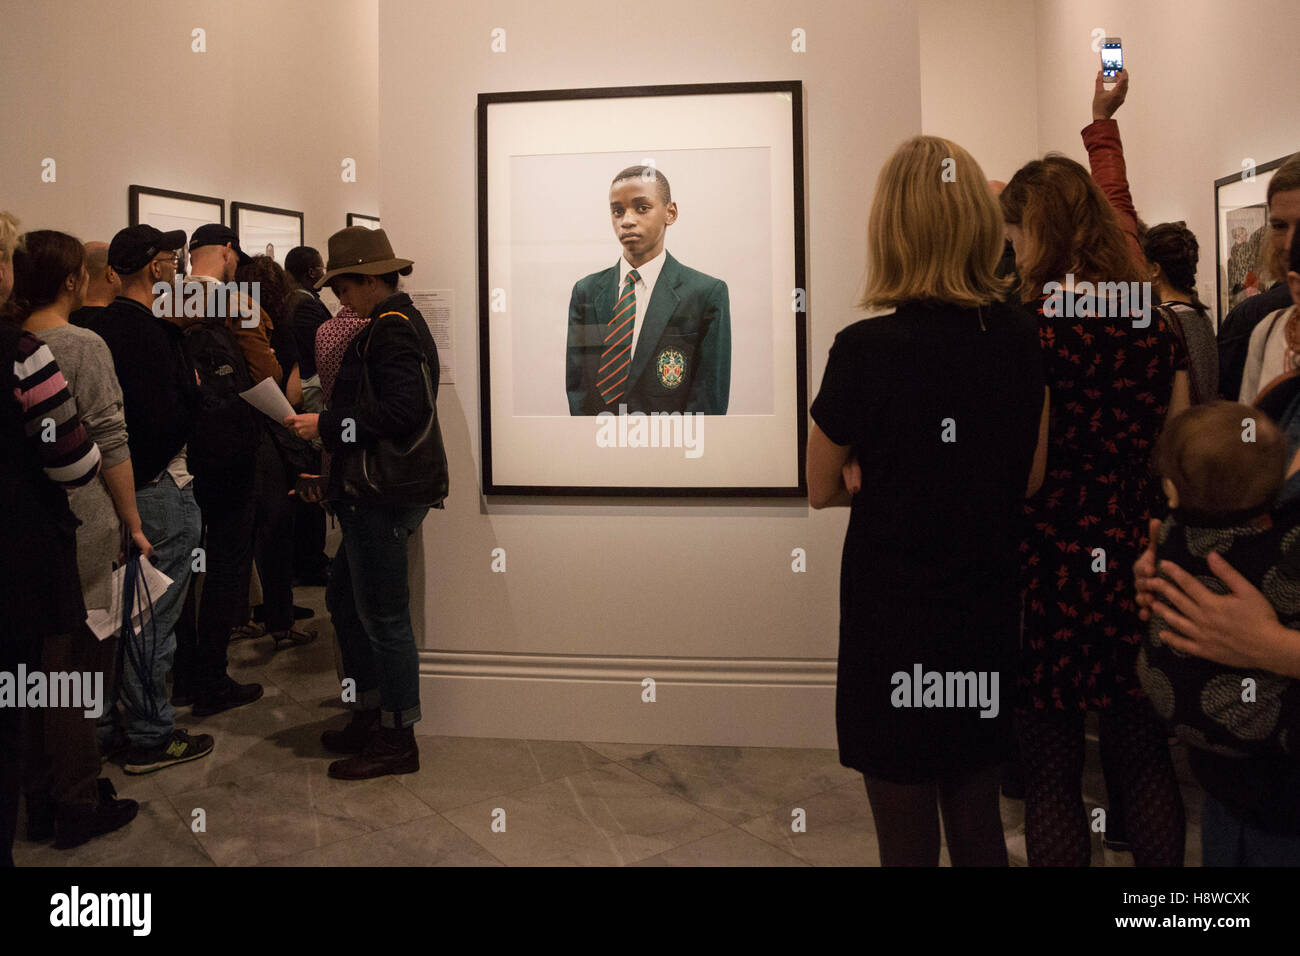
[129,185,224,271]
[1214,157,1286,324]
[231,202,304,268]
[477,80,808,497]
[347,213,381,230]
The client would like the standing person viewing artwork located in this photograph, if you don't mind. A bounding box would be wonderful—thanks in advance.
[1001,153,1190,867]
[808,136,1048,866]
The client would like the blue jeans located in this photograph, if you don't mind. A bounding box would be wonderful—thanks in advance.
[327,501,429,728]
[1202,791,1300,866]
[104,475,201,750]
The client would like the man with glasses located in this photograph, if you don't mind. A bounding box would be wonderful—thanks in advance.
[88,225,214,775]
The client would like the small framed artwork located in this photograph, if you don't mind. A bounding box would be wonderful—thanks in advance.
[1214,157,1287,325]
[129,185,224,271]
[477,80,808,496]
[231,202,304,268]
[347,213,381,230]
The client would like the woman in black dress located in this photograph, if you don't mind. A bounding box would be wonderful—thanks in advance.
[1000,156,1190,866]
[809,136,1049,866]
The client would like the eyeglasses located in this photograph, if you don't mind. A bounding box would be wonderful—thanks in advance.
[153,254,178,265]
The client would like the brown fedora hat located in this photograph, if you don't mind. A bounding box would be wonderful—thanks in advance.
[317,226,413,288]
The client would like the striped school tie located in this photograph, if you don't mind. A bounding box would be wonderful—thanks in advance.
[598,269,639,406]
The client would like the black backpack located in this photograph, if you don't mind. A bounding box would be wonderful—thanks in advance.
[181,319,262,477]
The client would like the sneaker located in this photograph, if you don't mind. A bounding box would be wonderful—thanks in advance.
[124,729,215,775]
[99,733,129,766]
[54,780,139,850]
[192,679,264,717]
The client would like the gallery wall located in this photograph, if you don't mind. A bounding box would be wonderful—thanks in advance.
[0,0,380,257]
[918,0,1039,184]
[378,0,922,745]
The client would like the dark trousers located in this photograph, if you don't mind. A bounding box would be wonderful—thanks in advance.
[189,489,257,700]
[253,437,295,634]
[327,501,428,728]
[22,627,116,812]
[1,636,40,867]
[292,498,329,582]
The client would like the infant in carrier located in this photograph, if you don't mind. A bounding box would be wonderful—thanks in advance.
[1138,400,1300,761]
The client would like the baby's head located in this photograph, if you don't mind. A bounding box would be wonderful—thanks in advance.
[1154,401,1288,515]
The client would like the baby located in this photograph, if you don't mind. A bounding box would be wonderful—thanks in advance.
[1138,400,1300,767]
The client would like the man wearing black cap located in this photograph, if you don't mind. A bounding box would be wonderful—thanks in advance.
[169,223,278,718]
[88,225,215,775]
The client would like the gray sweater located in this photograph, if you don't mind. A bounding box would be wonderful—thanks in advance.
[37,323,130,612]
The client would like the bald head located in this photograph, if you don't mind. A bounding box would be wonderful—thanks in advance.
[83,241,121,306]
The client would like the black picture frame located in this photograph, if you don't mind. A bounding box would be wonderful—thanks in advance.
[230,202,304,267]
[476,80,808,498]
[1213,155,1287,328]
[347,212,381,230]
[128,184,224,230]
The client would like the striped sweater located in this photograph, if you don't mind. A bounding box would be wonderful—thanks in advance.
[12,331,100,487]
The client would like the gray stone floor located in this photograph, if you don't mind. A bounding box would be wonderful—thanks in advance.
[14,584,1205,867]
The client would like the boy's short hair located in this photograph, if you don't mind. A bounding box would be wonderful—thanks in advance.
[1154,401,1289,514]
[611,166,671,205]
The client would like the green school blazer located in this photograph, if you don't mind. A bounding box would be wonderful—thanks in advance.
[565,251,730,415]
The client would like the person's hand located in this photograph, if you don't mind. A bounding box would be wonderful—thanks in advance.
[1092,68,1129,120]
[284,412,319,441]
[130,527,154,561]
[841,456,862,495]
[1147,551,1282,669]
[291,473,325,504]
[1134,517,1160,621]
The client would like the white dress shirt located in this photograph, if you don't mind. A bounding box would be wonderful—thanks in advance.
[618,248,667,364]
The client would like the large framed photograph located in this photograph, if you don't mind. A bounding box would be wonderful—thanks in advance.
[1214,156,1287,324]
[347,212,381,230]
[477,81,807,496]
[231,202,304,268]
[129,186,224,272]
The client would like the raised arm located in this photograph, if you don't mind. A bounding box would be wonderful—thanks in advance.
[1081,69,1145,269]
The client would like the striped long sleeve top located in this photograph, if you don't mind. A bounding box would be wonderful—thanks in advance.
[13,330,101,487]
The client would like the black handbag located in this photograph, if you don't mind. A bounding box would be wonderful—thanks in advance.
[339,319,449,506]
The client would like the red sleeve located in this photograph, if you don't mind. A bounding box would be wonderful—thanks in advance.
[1081,119,1144,269]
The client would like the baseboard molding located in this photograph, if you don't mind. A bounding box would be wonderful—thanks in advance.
[416,650,839,749]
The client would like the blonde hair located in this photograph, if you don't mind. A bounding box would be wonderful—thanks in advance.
[860,136,1008,310]
[0,211,20,264]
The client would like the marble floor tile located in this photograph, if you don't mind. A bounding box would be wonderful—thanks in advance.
[147,683,326,796]
[441,763,731,866]
[633,826,810,867]
[14,775,211,867]
[617,745,860,824]
[172,758,435,866]
[266,813,502,867]
[397,736,611,811]
[581,741,661,762]
[737,780,882,865]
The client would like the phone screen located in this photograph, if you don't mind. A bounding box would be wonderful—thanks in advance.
[1101,40,1123,77]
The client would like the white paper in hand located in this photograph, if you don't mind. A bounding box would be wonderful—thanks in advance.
[86,555,175,641]
[241,376,295,423]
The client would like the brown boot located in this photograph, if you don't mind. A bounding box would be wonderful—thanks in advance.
[327,725,418,779]
[320,708,380,754]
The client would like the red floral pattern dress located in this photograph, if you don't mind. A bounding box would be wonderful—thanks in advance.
[1018,292,1187,712]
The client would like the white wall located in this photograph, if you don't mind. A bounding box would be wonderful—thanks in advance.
[919,0,1039,183]
[380,0,922,746]
[0,0,379,256]
[1031,0,1298,322]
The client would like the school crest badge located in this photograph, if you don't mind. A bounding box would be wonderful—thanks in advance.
[656,348,685,389]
